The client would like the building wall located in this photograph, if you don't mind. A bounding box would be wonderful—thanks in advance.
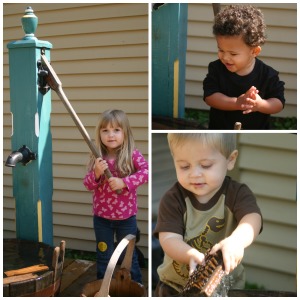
[237,133,296,291]
[152,133,297,292]
[3,3,149,257]
[186,3,297,117]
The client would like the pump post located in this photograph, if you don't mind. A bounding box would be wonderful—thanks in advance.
[7,7,54,245]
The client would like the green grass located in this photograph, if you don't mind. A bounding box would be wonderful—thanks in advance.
[185,109,209,129]
[65,249,97,261]
[271,116,297,130]
[245,281,265,290]
[185,108,297,130]
[64,248,148,269]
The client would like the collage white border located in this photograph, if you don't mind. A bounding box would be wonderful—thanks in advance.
[1,0,299,297]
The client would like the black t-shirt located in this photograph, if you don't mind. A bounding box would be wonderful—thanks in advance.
[203,58,285,129]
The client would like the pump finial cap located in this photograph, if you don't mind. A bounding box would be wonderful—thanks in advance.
[21,6,38,39]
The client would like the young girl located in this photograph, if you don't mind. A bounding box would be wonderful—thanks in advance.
[83,109,148,284]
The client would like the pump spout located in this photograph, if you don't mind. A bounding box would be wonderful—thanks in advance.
[5,151,24,167]
[5,145,37,167]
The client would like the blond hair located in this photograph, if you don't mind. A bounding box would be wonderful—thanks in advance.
[167,133,236,158]
[87,109,135,176]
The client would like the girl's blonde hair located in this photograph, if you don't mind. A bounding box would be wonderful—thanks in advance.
[167,133,237,158]
[87,109,135,176]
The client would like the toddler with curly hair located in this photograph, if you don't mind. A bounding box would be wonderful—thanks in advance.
[203,5,285,129]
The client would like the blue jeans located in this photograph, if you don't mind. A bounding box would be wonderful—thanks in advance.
[93,215,142,284]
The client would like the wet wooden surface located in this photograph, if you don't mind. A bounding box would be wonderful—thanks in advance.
[228,289,297,297]
[59,258,148,297]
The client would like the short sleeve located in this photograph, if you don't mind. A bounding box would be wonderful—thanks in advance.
[153,183,187,238]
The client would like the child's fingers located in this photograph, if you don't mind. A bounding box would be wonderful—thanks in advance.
[222,252,233,274]
[189,253,205,275]
[98,160,108,169]
[108,180,116,191]
[210,242,221,255]
[243,109,253,114]
[108,177,120,191]
[189,259,198,276]
[223,249,243,274]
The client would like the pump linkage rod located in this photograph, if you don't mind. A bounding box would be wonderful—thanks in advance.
[40,53,122,194]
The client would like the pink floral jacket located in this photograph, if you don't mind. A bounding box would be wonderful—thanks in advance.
[83,149,148,220]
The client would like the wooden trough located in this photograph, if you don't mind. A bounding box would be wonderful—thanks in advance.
[3,239,65,297]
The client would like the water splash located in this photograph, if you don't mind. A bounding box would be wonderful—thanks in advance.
[211,274,234,297]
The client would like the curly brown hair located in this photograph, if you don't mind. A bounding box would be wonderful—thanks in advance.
[213,5,266,47]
